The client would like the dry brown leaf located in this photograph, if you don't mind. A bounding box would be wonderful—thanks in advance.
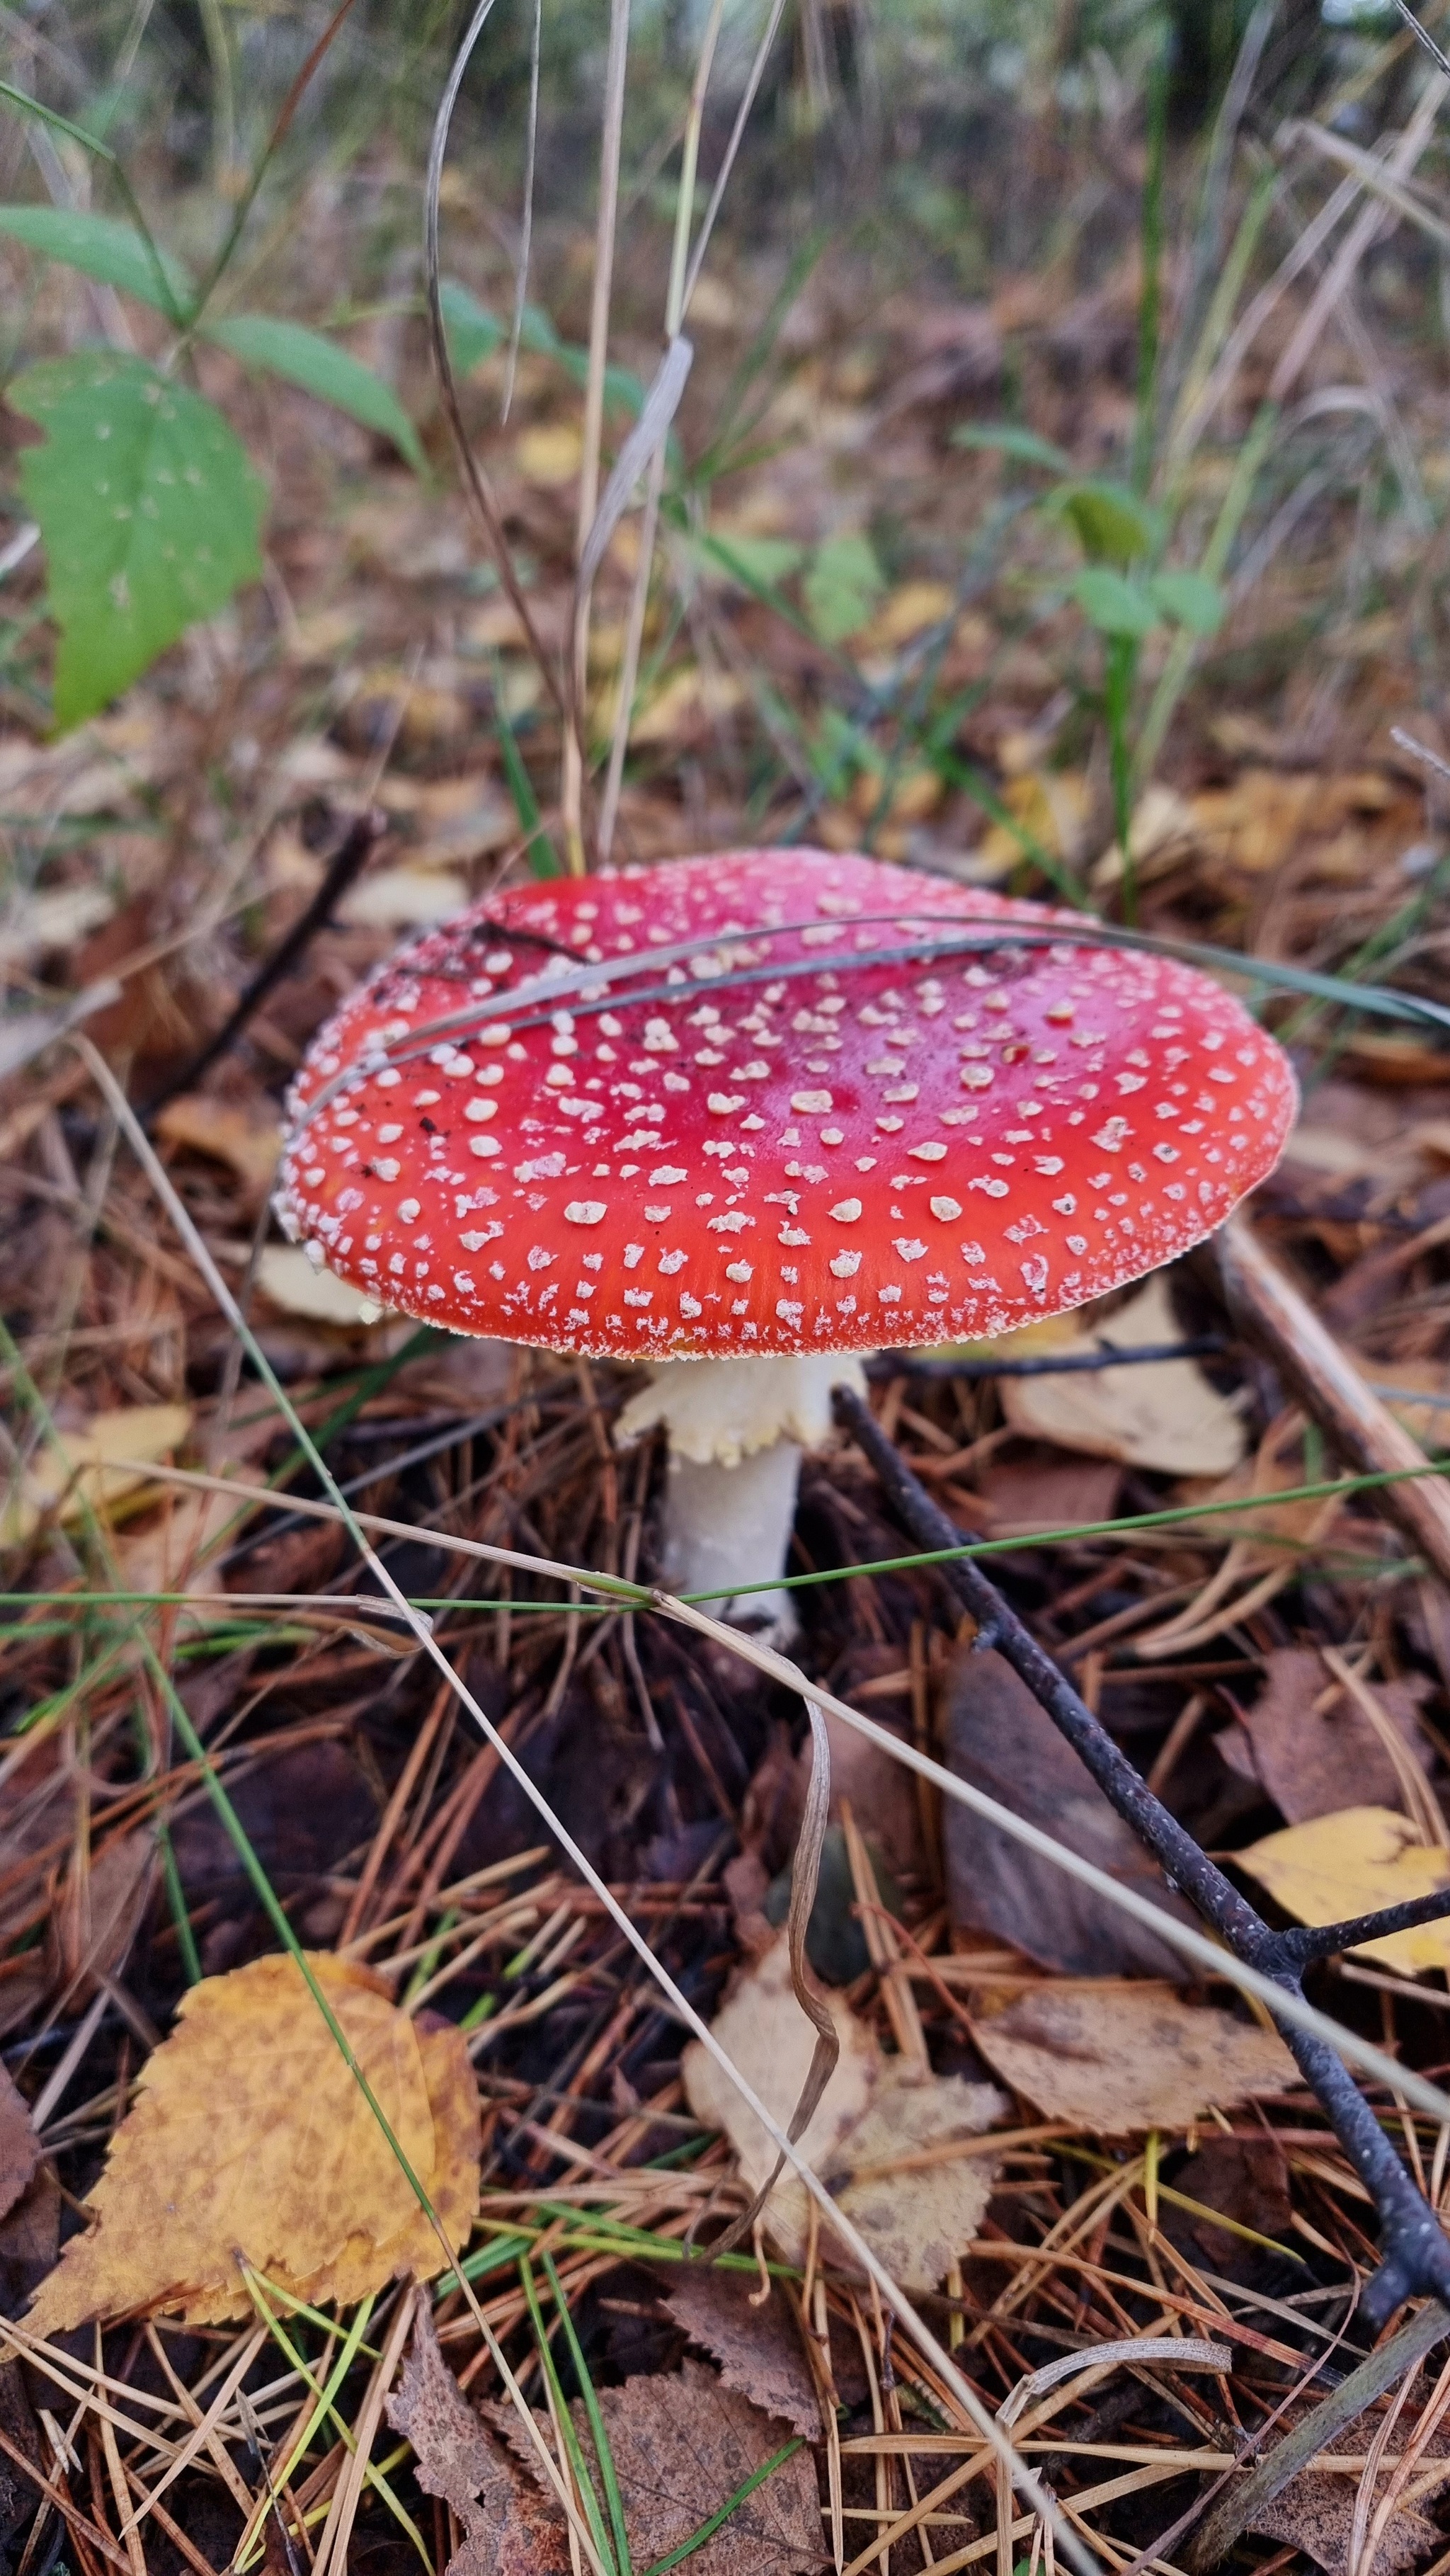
[0,2066,39,2226]
[629,668,747,746]
[154,1094,282,1207]
[663,2267,821,2439]
[995,1275,1247,1476]
[971,1983,1294,2136]
[50,1828,156,2004]
[1238,1808,1450,1977]
[681,1932,1005,2287]
[1248,2437,1450,2576]
[944,1646,1197,1978]
[0,1402,192,1548]
[1220,1649,1432,1824]
[27,1951,479,2330]
[386,2299,567,2576]
[499,2359,825,2576]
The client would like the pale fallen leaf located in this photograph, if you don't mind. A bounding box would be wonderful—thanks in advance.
[155,1094,282,1207]
[0,883,116,967]
[681,1932,1005,2288]
[498,2358,826,2576]
[1238,1806,1450,1976]
[971,1984,1294,2136]
[0,2065,40,2225]
[664,2266,821,2440]
[337,866,470,928]
[387,2299,567,2576]
[27,1951,479,2330]
[256,1246,389,1327]
[997,1274,1248,1477]
[0,1402,193,1548]
[516,423,582,486]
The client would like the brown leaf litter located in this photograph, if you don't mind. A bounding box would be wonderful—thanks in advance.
[970,1982,1295,2137]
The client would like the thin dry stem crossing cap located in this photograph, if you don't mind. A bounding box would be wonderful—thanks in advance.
[274,848,1298,1355]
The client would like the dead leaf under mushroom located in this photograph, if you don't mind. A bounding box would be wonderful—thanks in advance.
[993,1275,1248,1477]
[681,1931,1005,2289]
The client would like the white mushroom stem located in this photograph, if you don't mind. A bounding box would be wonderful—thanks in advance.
[614,1352,869,1645]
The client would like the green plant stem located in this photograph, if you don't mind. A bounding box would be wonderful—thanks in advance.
[1105,634,1138,917]
[1134,399,1277,792]
[639,2442,804,2576]
[1133,33,1169,496]
[0,80,184,326]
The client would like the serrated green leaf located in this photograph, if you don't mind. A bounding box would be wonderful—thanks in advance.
[1054,479,1163,569]
[1148,567,1226,635]
[0,205,191,318]
[1071,565,1160,639]
[204,315,423,472]
[11,351,265,730]
[951,422,1075,474]
[804,530,886,646]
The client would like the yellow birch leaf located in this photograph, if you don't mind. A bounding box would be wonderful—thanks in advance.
[1237,1807,1450,1977]
[27,1952,479,2331]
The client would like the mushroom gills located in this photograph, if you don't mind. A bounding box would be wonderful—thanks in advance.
[615,1350,869,1646]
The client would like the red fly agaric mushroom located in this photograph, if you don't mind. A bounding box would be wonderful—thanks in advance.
[275,848,1295,1639]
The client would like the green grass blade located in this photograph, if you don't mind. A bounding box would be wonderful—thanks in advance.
[543,2250,632,2576]
[638,2439,804,2576]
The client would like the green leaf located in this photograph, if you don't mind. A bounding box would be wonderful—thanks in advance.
[0,205,191,317]
[951,422,1075,474]
[440,279,644,416]
[204,314,424,472]
[1148,566,1226,635]
[1071,566,1160,639]
[11,351,266,730]
[804,530,886,645]
[1054,478,1163,569]
[440,278,504,374]
[705,532,806,591]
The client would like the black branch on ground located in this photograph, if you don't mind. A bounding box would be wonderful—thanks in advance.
[834,1381,1450,2335]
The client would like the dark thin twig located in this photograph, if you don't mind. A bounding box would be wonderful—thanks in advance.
[835,1382,1450,2332]
[868,1337,1227,1382]
[145,809,384,1115]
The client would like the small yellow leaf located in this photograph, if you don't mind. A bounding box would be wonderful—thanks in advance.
[27,1951,479,2332]
[855,581,956,654]
[516,424,582,487]
[1,1403,192,1549]
[1238,1807,1450,1976]
[976,770,1090,881]
[337,865,469,929]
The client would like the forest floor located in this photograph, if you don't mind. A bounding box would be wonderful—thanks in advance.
[10,33,1450,2576]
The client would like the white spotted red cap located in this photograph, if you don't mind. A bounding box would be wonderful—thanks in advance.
[274,848,1297,1357]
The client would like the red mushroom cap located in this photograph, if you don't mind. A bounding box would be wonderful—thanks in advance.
[275,848,1296,1359]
